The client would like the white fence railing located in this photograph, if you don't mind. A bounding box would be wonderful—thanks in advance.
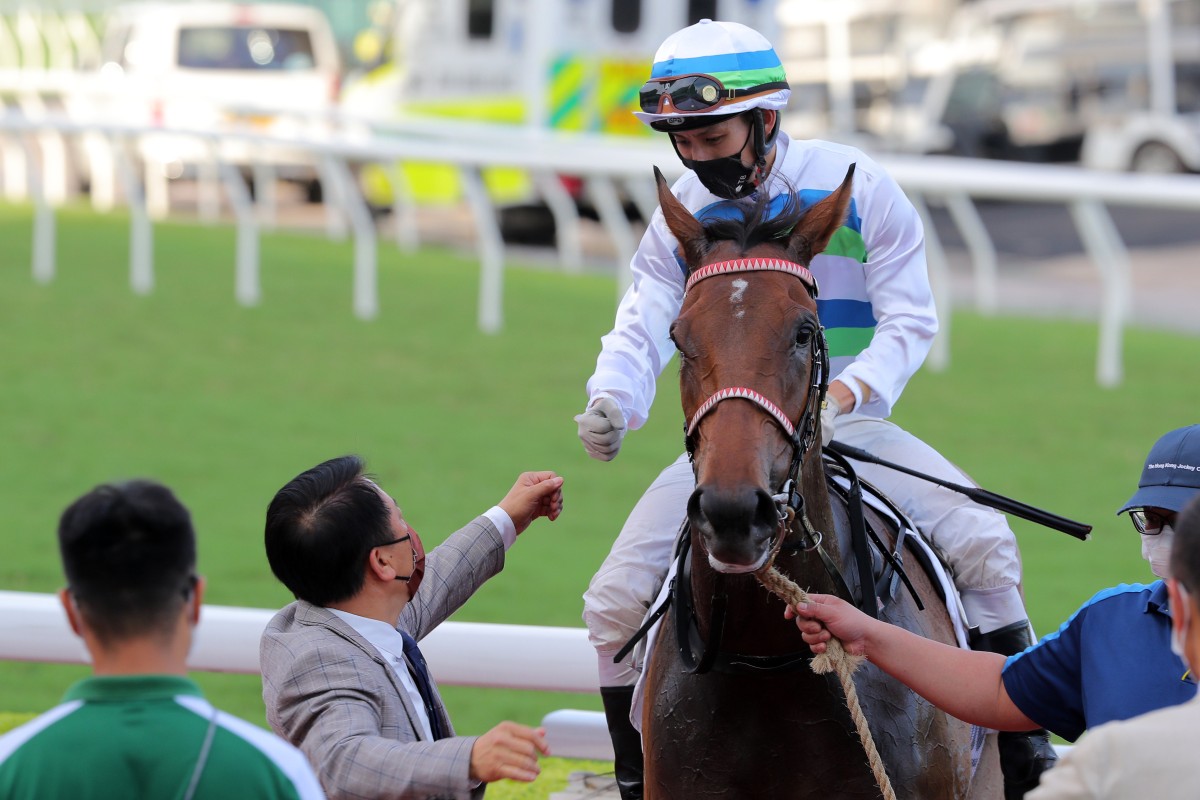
[0,590,1080,763]
[4,102,1200,386]
[0,590,615,760]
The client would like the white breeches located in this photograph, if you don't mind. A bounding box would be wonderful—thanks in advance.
[583,416,1026,686]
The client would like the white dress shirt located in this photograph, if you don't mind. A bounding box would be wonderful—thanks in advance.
[330,506,517,740]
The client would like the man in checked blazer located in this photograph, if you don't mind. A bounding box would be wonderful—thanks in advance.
[259,455,564,800]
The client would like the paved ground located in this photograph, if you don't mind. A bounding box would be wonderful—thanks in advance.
[940,240,1200,336]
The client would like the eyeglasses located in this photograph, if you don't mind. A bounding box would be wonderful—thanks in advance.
[638,73,788,115]
[1129,508,1175,535]
[379,535,411,547]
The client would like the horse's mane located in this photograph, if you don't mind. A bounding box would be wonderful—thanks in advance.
[700,181,804,255]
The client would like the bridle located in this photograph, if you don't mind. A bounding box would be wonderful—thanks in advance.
[611,257,885,675]
[682,258,829,548]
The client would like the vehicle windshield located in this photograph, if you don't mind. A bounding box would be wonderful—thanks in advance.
[178,26,316,71]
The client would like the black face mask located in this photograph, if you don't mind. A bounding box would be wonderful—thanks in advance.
[677,128,758,199]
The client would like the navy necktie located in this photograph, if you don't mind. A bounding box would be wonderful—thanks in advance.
[399,630,446,740]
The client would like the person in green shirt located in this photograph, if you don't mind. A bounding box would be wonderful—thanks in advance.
[0,478,325,800]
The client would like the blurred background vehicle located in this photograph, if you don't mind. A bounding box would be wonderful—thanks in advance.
[67,1,341,198]
[1,0,1195,223]
[775,0,1198,173]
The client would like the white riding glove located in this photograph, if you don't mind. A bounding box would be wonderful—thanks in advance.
[575,396,626,461]
[820,395,843,448]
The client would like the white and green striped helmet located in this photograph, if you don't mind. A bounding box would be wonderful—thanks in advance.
[635,19,790,131]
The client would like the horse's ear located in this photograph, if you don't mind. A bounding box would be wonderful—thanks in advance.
[654,166,707,269]
[786,163,855,266]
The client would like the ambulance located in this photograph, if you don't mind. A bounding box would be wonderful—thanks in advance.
[340,0,778,209]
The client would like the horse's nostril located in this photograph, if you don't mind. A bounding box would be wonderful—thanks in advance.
[687,488,703,523]
[756,488,779,528]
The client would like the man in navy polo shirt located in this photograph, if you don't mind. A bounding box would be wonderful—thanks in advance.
[786,424,1200,782]
[999,424,1199,740]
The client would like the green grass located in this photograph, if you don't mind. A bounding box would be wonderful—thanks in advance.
[1,203,1195,762]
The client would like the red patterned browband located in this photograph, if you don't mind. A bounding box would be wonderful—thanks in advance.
[684,258,819,297]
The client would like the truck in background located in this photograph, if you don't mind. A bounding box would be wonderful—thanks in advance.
[772,0,1199,173]
[907,0,1200,171]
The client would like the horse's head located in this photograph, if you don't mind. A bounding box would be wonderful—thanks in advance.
[656,165,854,573]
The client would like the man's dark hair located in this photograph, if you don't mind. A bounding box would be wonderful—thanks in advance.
[58,480,197,645]
[1172,494,1200,593]
[264,455,395,607]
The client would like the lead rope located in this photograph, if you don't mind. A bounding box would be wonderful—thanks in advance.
[756,565,897,800]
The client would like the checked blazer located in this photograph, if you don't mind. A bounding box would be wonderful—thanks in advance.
[261,516,506,800]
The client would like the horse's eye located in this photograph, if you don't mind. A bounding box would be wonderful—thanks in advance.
[795,322,816,348]
[669,323,688,358]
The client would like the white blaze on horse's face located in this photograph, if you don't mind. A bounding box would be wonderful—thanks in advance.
[729,278,748,319]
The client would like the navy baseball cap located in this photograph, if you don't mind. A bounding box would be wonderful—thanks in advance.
[1117,424,1200,515]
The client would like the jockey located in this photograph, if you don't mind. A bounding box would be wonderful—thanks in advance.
[575,19,1055,800]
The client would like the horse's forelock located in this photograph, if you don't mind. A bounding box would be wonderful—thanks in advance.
[699,185,805,259]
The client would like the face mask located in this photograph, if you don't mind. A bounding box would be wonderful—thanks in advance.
[1141,523,1175,579]
[391,530,427,596]
[1172,582,1191,671]
[680,128,758,199]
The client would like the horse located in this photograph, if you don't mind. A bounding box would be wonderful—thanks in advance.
[640,165,1002,799]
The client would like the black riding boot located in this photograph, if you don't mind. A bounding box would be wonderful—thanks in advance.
[600,685,644,800]
[974,621,1059,800]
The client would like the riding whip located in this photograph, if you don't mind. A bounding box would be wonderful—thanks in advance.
[827,441,1092,541]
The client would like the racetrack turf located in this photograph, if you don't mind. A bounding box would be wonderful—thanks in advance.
[1,204,1193,753]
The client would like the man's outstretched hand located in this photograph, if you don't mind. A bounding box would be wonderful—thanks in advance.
[499,471,564,535]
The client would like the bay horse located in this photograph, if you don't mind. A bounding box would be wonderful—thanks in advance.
[641,165,1001,799]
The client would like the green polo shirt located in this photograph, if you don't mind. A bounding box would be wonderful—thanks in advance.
[0,675,324,800]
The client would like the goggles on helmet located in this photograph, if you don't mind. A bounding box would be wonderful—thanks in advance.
[639,73,789,115]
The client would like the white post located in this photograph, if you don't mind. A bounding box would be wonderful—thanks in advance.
[316,156,349,241]
[323,154,378,320]
[909,192,951,373]
[112,135,154,295]
[143,155,170,220]
[1069,199,1130,388]
[943,192,998,315]
[533,170,583,273]
[586,175,636,301]
[3,131,28,201]
[24,138,54,284]
[83,132,116,212]
[210,138,260,308]
[459,165,505,334]
[253,161,277,231]
[386,161,420,253]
